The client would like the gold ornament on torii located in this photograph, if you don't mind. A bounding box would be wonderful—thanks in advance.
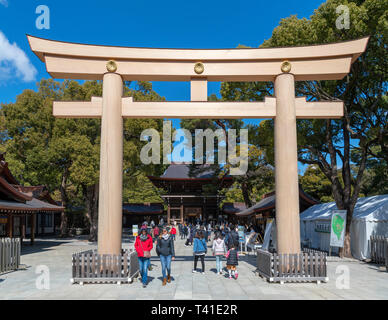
[106,60,118,73]
[194,62,204,74]
[281,60,292,73]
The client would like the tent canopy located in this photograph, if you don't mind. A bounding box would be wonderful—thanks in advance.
[300,195,388,222]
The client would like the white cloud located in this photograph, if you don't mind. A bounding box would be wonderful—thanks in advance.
[0,0,8,7]
[0,31,37,82]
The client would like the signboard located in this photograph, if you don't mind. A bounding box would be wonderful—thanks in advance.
[238,225,245,243]
[0,216,8,224]
[132,225,139,237]
[330,210,347,248]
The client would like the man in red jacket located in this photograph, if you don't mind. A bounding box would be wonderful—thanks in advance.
[134,226,153,288]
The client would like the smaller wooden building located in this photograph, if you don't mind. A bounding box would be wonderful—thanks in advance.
[122,203,164,227]
[0,155,64,244]
[222,202,248,223]
[234,187,319,220]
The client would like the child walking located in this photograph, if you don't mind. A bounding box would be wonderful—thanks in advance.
[212,232,227,275]
[170,225,177,241]
[225,243,239,279]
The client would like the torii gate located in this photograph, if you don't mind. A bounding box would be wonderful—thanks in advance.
[28,35,368,256]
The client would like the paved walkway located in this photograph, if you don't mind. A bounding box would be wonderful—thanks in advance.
[0,236,387,300]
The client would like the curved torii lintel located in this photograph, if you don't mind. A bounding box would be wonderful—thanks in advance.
[26,34,369,256]
[27,35,369,82]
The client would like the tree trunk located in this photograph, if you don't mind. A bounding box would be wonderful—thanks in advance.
[241,182,252,208]
[59,168,69,237]
[84,183,99,242]
[339,209,352,258]
[89,184,99,242]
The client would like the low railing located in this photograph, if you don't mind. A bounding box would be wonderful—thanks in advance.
[370,236,388,268]
[71,249,140,285]
[0,237,20,274]
[302,247,328,255]
[256,249,328,283]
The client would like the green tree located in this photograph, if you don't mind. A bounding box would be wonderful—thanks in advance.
[300,165,334,202]
[0,79,166,240]
[123,172,165,203]
[220,0,387,257]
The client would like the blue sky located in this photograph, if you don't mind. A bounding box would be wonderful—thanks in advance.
[0,0,333,172]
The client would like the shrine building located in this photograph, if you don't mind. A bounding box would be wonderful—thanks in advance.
[148,163,233,224]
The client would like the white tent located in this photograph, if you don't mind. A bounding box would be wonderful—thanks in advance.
[300,195,388,260]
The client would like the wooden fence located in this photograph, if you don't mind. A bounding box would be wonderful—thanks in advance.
[370,236,388,271]
[71,249,140,285]
[256,249,328,284]
[302,247,329,255]
[0,237,20,274]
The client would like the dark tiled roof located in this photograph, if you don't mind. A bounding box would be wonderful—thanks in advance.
[0,197,64,213]
[0,154,64,213]
[222,202,247,214]
[236,195,275,216]
[0,153,19,185]
[123,203,164,214]
[0,177,33,202]
[235,187,319,217]
[161,163,216,179]
[12,185,59,205]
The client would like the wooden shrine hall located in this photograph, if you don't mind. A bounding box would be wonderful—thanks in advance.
[0,154,64,244]
[148,163,233,224]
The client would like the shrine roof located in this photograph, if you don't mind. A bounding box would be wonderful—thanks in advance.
[235,187,319,217]
[162,164,216,179]
[0,197,64,213]
[222,202,248,214]
[0,154,64,213]
[123,203,164,215]
[148,163,232,181]
[12,185,59,206]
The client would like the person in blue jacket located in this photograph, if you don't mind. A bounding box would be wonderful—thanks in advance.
[192,231,207,274]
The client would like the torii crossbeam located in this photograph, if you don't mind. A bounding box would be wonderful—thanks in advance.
[28,35,368,255]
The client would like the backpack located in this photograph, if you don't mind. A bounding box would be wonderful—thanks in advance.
[195,238,207,253]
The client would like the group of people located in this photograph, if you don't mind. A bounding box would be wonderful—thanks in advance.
[134,221,241,288]
[135,225,176,288]
[149,222,177,242]
[182,223,212,246]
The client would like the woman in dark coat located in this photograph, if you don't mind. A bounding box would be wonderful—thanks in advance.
[156,227,175,285]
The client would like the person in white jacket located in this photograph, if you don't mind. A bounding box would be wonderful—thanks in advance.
[212,232,227,275]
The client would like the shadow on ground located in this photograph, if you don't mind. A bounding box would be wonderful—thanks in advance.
[239,254,258,268]
[21,239,77,256]
[367,263,388,273]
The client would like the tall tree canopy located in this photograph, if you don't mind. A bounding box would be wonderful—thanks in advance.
[220,0,387,257]
[0,79,166,240]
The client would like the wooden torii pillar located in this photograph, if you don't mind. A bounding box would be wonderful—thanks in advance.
[28,35,368,255]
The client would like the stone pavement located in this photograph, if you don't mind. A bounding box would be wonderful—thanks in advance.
[0,235,387,300]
